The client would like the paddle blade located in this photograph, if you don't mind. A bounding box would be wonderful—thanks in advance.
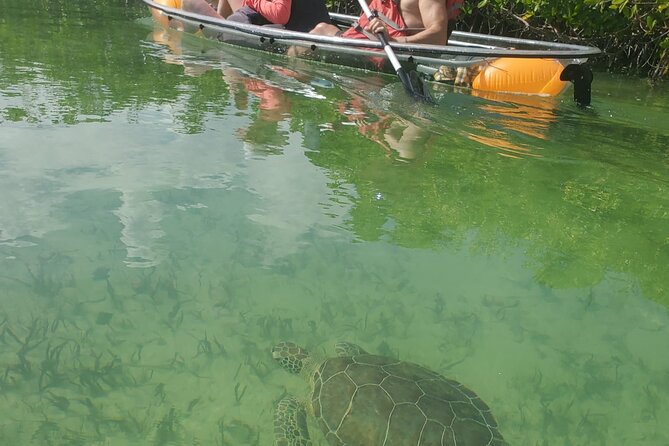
[560,64,594,107]
[396,67,434,103]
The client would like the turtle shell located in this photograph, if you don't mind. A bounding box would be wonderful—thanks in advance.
[311,353,506,446]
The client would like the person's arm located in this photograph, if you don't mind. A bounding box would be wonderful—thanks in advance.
[365,0,447,45]
[243,0,292,25]
[404,0,448,44]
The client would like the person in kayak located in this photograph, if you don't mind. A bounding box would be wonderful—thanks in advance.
[310,0,462,45]
[181,0,330,33]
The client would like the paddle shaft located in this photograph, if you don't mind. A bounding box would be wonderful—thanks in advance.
[356,1,403,71]
[355,0,432,101]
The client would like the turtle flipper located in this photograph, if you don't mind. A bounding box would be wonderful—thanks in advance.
[334,341,367,357]
[274,396,311,446]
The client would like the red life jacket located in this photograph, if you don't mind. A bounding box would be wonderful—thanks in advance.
[342,0,463,40]
[341,0,408,40]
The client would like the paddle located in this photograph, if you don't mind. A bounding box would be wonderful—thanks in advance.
[355,0,433,102]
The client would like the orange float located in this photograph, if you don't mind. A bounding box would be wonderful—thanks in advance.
[150,0,182,27]
[472,58,568,96]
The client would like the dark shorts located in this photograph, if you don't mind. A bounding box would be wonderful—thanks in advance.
[447,20,456,38]
[226,5,271,26]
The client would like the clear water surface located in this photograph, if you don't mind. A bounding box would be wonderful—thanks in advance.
[0,1,668,445]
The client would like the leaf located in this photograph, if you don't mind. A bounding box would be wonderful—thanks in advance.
[661,36,669,50]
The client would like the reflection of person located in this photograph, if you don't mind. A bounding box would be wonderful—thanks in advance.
[224,68,293,148]
[182,0,329,32]
[310,0,462,45]
[339,96,428,160]
[152,26,219,76]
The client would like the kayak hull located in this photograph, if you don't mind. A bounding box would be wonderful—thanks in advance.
[143,0,600,99]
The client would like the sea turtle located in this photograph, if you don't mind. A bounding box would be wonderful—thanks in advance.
[271,341,507,446]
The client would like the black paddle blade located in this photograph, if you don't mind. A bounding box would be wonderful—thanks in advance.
[560,64,594,107]
[397,67,435,103]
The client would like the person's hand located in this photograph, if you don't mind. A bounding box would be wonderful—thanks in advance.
[364,17,388,36]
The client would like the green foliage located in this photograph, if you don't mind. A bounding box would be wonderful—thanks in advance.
[456,0,669,78]
[596,0,669,77]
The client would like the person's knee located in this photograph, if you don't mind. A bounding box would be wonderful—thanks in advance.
[310,22,338,36]
[182,0,221,17]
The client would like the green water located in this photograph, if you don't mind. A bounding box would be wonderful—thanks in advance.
[1,1,668,445]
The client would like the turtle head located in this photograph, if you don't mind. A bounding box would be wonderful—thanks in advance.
[272,341,309,374]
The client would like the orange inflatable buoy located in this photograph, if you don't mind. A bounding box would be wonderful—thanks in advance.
[472,58,568,96]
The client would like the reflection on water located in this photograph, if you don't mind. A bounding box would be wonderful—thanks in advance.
[1,2,668,445]
[0,123,240,268]
[432,83,562,158]
[337,95,433,161]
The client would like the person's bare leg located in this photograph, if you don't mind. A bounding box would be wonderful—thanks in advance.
[182,0,228,17]
[217,0,244,17]
[217,0,231,17]
[287,22,342,57]
[309,22,341,36]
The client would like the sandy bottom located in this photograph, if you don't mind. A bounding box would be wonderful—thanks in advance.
[1,197,667,446]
